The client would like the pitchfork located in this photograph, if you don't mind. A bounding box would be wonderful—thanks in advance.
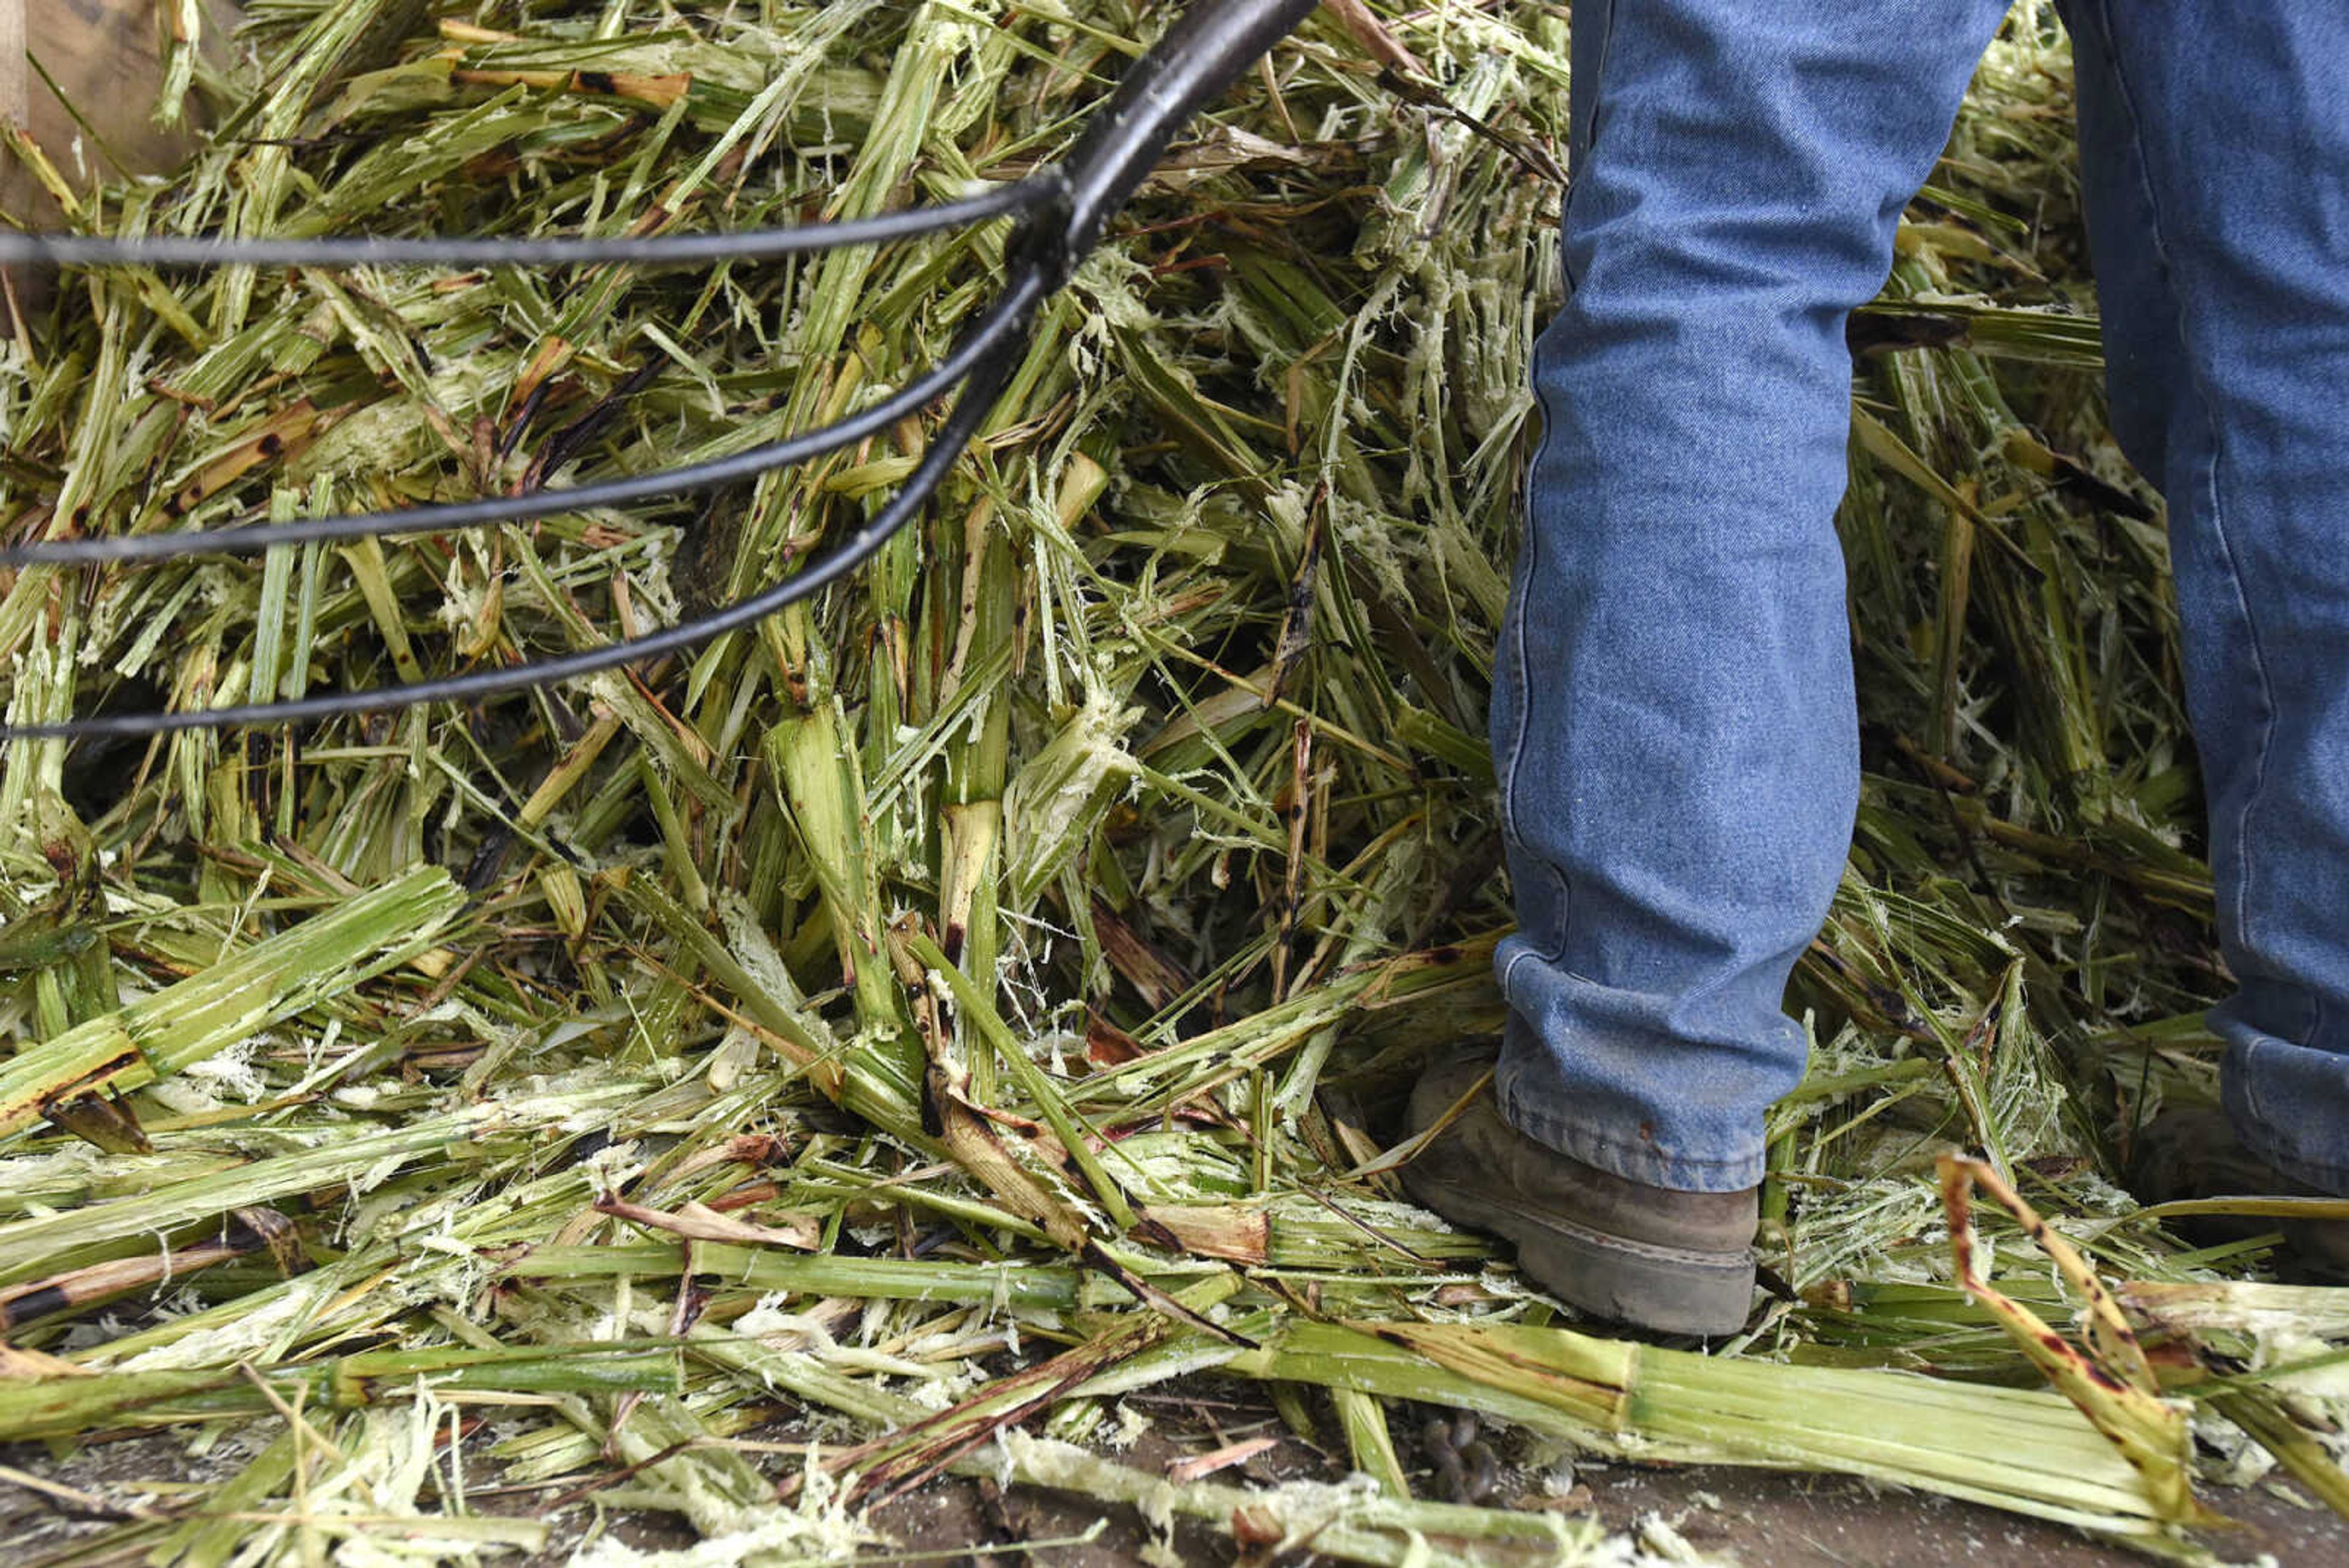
[0,0,1318,738]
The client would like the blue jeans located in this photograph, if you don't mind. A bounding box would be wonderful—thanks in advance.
[1494,1,2349,1195]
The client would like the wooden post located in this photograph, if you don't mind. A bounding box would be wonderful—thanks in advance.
[2,0,237,324]
[1,0,26,138]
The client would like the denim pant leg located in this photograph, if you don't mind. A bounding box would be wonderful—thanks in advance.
[1494,0,2009,1191]
[2063,2,2349,1195]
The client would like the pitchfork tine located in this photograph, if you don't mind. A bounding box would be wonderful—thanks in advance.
[3,277,1044,740]
[0,181,1051,275]
[0,0,1321,738]
[0,281,1042,567]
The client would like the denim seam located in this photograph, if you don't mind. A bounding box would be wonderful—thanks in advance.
[2236,1039,2275,1160]
[1503,393,1569,968]
[1557,0,1614,295]
[1503,0,1616,972]
[2090,0,2298,1044]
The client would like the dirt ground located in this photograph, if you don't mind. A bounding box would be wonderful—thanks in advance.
[9,1383,2345,1567]
[861,1463,2347,1567]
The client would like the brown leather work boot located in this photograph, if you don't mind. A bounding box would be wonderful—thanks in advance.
[1399,1053,1758,1336]
[2129,1106,2349,1276]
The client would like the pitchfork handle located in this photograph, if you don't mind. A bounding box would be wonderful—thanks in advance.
[1031,0,1320,284]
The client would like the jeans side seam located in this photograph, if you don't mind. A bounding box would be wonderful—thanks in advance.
[2091,0,2296,1040]
[1505,0,1617,970]
[1505,384,1570,967]
[2238,1039,2273,1148]
[1499,942,1538,999]
[1557,0,1614,295]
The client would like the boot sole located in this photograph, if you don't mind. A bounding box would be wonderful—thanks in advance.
[1405,1169,1756,1337]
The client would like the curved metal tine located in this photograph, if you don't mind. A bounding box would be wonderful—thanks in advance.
[0,177,1055,270]
[4,278,1039,567]
[0,266,1048,742]
[1,185,1061,570]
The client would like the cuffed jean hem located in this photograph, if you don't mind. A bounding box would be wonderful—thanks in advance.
[2222,1035,2349,1198]
[1494,1020,1770,1193]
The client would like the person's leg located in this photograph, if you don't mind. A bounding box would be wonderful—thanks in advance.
[1488,0,2010,1193]
[2062,1,2349,1196]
